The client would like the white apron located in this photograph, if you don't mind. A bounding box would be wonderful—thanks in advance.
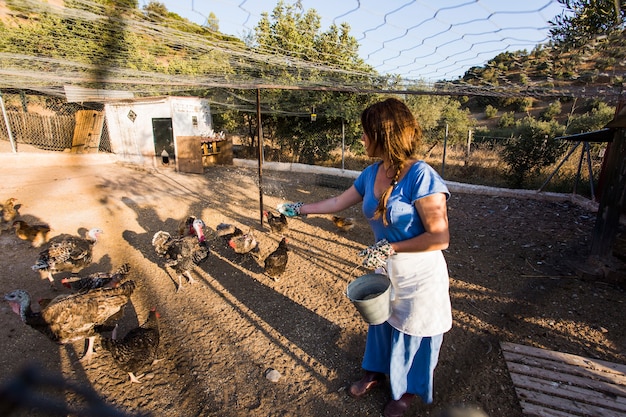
[385,251,452,336]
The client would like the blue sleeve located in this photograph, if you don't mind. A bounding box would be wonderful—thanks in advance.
[354,163,378,197]
[410,162,450,204]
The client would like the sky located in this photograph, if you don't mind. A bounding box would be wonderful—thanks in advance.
[149,0,566,82]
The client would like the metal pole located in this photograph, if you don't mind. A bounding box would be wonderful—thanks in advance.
[256,89,264,227]
[0,90,17,153]
[584,141,595,201]
[441,123,448,178]
[341,118,345,172]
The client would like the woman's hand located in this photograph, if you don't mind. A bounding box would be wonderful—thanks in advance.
[358,239,396,269]
[277,202,305,218]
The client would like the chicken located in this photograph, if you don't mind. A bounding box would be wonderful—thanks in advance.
[264,210,288,234]
[12,220,51,248]
[228,228,258,254]
[61,263,131,292]
[3,280,136,364]
[31,228,103,288]
[152,218,209,292]
[264,237,289,280]
[101,308,161,383]
[1,197,18,231]
[332,216,355,232]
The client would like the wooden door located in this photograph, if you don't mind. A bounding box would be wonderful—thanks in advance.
[71,110,105,153]
[175,136,204,174]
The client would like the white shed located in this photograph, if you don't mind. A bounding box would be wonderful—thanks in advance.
[104,96,213,173]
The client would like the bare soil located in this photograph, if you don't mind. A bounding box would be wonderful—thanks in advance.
[0,151,625,417]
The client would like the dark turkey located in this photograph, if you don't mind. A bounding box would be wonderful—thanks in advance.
[3,280,136,363]
[101,308,161,383]
[61,263,131,292]
[152,218,209,292]
[264,237,289,280]
[32,228,103,288]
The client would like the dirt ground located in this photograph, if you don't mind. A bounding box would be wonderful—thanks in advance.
[0,149,625,417]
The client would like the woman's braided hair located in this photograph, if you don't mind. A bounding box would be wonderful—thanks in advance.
[360,97,422,226]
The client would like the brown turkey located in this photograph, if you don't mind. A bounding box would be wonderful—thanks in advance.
[101,308,161,383]
[12,220,51,248]
[32,227,104,288]
[152,218,209,292]
[264,237,289,280]
[60,263,131,292]
[3,280,136,363]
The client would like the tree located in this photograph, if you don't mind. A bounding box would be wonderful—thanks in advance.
[550,0,626,49]
[503,117,567,187]
[251,1,376,164]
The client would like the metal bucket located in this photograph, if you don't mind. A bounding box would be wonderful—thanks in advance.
[346,273,392,325]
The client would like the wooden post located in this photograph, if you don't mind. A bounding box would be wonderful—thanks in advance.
[590,128,626,258]
[441,123,448,178]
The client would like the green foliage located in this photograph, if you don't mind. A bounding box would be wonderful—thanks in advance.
[540,100,562,121]
[550,0,625,49]
[404,94,474,148]
[485,104,498,119]
[566,101,615,134]
[250,1,376,164]
[503,116,567,187]
[498,111,515,128]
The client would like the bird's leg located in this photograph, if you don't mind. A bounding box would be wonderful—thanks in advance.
[47,272,58,291]
[184,271,196,285]
[128,372,143,384]
[176,274,183,293]
[80,336,96,364]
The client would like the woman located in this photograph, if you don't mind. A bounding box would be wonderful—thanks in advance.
[278,97,452,417]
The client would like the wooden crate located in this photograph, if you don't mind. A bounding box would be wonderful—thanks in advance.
[501,342,626,416]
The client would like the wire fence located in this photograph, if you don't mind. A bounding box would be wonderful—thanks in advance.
[0,93,111,152]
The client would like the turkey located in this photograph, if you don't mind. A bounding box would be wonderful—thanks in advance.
[12,220,51,248]
[61,263,131,292]
[152,218,209,292]
[264,237,289,280]
[332,216,355,232]
[264,210,288,234]
[3,280,136,363]
[32,228,103,288]
[1,197,18,231]
[177,215,204,237]
[101,308,161,383]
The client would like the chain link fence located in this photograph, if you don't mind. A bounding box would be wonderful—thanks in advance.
[0,92,111,153]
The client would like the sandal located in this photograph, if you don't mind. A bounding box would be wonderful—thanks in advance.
[348,371,386,398]
[383,393,416,417]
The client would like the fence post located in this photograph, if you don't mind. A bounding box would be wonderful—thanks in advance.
[441,123,448,178]
[0,90,17,153]
[465,129,472,166]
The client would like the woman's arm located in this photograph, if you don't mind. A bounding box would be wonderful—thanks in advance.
[299,185,363,215]
[390,192,450,253]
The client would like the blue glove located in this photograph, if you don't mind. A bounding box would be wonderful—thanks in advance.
[358,239,396,269]
[277,202,305,218]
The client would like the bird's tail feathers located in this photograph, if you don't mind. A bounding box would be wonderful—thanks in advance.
[31,260,49,271]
